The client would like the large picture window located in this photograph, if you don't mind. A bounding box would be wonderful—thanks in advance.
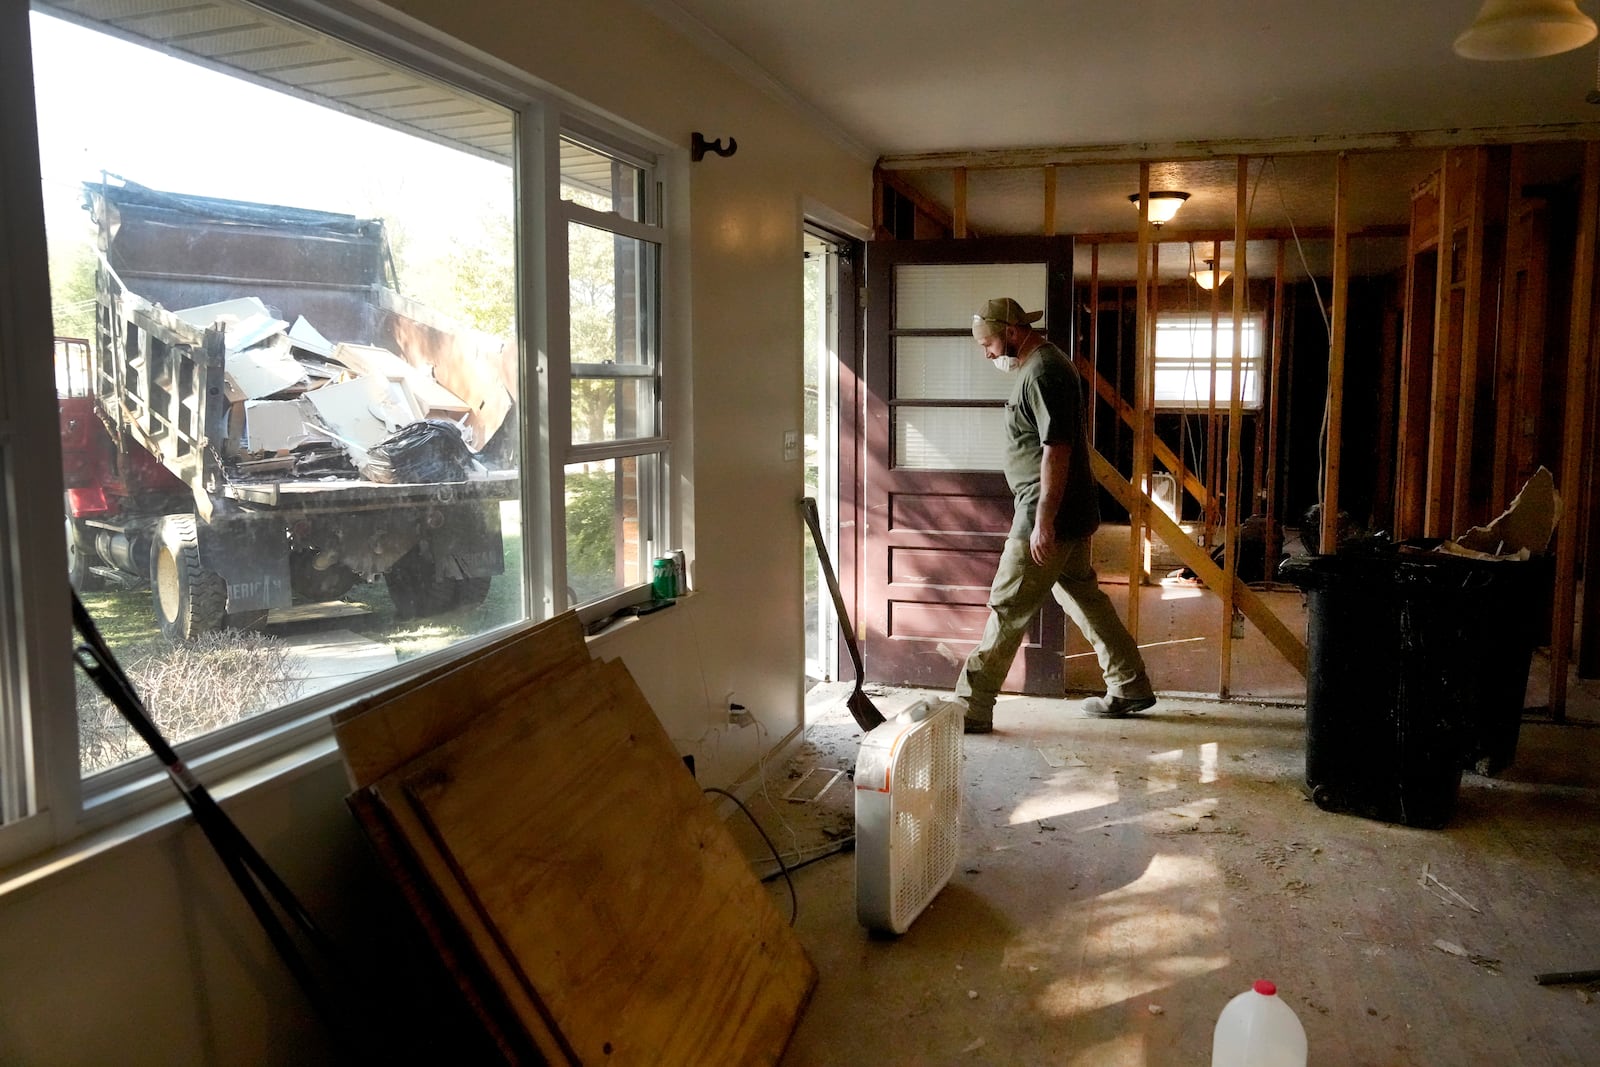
[4,0,670,857]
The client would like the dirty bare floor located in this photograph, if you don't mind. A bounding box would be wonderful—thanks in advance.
[727,672,1600,1066]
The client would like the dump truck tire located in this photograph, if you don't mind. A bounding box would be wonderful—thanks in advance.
[386,548,491,620]
[152,516,226,641]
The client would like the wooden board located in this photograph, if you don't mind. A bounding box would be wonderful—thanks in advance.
[395,657,816,1066]
[369,772,575,1066]
[346,788,542,1066]
[1091,449,1308,677]
[331,611,588,788]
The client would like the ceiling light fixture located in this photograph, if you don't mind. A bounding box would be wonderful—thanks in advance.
[1454,0,1597,61]
[1192,259,1232,290]
[1127,190,1190,228]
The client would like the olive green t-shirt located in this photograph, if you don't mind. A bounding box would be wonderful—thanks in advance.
[1002,341,1100,541]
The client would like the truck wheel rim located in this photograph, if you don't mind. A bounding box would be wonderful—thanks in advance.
[156,549,180,619]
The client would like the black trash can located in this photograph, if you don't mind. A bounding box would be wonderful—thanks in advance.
[1280,544,1546,827]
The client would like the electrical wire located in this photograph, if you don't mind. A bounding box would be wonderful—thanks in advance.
[1265,155,1336,510]
[760,837,855,883]
[703,786,799,926]
[751,716,803,861]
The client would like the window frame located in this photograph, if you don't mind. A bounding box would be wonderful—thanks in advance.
[552,129,669,611]
[1151,309,1267,412]
[1,0,676,867]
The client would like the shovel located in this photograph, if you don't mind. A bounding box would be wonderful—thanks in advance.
[802,496,886,732]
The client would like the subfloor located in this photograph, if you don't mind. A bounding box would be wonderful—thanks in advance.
[729,668,1600,1066]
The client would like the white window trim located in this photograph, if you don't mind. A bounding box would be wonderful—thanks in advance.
[552,127,669,613]
[1152,309,1267,412]
[1,0,680,869]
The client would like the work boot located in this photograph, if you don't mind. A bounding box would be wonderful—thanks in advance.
[1081,693,1157,719]
[955,698,993,734]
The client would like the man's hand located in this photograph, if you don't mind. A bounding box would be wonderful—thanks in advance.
[1029,522,1059,565]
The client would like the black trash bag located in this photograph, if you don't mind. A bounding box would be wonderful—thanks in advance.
[359,419,474,484]
[291,443,359,479]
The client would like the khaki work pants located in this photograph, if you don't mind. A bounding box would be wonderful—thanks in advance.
[955,536,1152,726]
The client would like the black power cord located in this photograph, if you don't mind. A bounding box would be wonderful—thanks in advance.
[703,786,798,926]
[760,836,854,884]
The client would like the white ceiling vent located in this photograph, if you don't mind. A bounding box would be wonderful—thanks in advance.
[855,698,963,935]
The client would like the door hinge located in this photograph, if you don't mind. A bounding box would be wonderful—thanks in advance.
[858,286,869,307]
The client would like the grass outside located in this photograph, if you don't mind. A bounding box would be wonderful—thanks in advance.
[75,509,526,776]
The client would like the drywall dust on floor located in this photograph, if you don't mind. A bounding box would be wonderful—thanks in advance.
[727,681,1600,1066]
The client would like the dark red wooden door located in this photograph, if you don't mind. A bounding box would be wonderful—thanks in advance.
[859,237,1075,693]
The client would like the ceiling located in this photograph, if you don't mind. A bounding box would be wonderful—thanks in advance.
[648,0,1600,271]
[43,0,1600,278]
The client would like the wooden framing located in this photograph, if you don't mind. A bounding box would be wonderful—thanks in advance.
[952,167,968,238]
[1087,243,1099,441]
[1091,451,1306,677]
[1219,157,1250,693]
[869,139,1596,705]
[1450,148,1489,537]
[1550,140,1600,718]
[1264,239,1286,574]
[1395,169,1440,539]
[1321,153,1350,554]
[1044,164,1058,237]
[1206,238,1223,545]
[876,122,1600,172]
[1424,149,1458,537]
[1128,162,1152,637]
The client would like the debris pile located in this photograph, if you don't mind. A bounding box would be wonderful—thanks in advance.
[181,296,493,483]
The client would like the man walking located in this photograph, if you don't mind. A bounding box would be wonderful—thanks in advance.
[956,297,1156,733]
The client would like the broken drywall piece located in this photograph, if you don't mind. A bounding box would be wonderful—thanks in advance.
[287,315,335,358]
[305,377,393,449]
[244,399,314,453]
[332,342,473,429]
[242,398,341,455]
[366,375,425,434]
[1037,745,1087,768]
[174,296,288,353]
[224,341,308,401]
[1449,466,1561,558]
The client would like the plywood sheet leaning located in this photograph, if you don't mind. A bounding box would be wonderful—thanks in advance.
[346,787,544,1065]
[392,656,816,1066]
[330,610,589,789]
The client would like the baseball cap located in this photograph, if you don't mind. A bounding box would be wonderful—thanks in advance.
[975,297,1043,326]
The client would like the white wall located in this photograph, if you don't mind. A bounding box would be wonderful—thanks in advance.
[0,1,871,1062]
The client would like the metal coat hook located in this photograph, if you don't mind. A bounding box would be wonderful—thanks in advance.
[692,132,737,161]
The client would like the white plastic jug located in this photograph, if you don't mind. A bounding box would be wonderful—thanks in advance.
[1211,980,1308,1066]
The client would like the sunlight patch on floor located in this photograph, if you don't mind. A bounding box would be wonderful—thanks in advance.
[1037,853,1229,1016]
[1009,784,1122,824]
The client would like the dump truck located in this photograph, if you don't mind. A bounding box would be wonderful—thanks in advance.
[59,178,519,640]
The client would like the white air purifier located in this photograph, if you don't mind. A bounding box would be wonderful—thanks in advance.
[854,697,963,935]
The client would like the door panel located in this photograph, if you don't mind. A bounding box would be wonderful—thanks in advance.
[860,237,1075,692]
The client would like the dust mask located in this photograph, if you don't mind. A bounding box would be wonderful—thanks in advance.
[991,355,1021,373]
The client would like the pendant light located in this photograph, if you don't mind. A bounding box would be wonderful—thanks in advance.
[1454,0,1597,60]
[1192,258,1232,290]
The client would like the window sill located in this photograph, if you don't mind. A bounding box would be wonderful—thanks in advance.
[582,591,693,644]
[0,732,341,904]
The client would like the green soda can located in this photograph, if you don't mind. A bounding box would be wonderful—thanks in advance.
[651,557,677,600]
